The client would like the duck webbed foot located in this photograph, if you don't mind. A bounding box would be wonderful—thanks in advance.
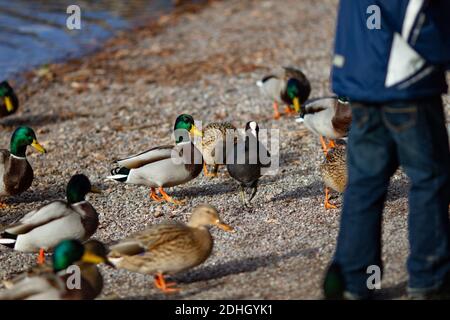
[284,105,297,116]
[328,139,336,149]
[320,136,329,157]
[158,187,186,205]
[149,187,163,202]
[203,163,218,178]
[154,273,180,294]
[37,248,45,264]
[324,187,338,210]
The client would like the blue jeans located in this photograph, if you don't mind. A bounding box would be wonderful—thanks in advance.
[333,96,450,298]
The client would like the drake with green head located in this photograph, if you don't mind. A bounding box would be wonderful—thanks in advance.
[107,114,203,205]
[257,66,311,119]
[0,81,19,118]
[0,239,113,300]
[0,174,101,263]
[0,126,46,206]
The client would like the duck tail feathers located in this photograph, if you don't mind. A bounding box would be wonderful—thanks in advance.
[106,167,130,183]
[0,232,17,248]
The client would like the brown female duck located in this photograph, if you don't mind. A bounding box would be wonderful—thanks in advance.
[108,204,234,293]
[200,121,236,178]
[320,143,347,209]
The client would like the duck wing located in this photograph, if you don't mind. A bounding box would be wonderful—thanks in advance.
[0,273,65,300]
[116,145,174,169]
[109,222,192,256]
[303,96,337,114]
[1,201,73,237]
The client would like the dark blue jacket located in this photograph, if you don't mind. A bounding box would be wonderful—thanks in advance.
[332,0,450,102]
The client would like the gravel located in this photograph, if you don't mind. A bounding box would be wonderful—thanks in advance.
[0,0,448,300]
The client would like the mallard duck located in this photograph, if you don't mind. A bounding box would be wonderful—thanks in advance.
[226,121,271,207]
[200,121,236,178]
[0,81,19,118]
[107,114,203,205]
[108,204,233,293]
[0,126,46,207]
[296,96,351,156]
[0,239,113,300]
[0,174,101,264]
[320,143,347,209]
[257,66,311,119]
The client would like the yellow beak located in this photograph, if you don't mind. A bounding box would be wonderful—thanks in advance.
[216,221,234,233]
[190,125,203,137]
[293,97,301,113]
[31,140,46,154]
[4,96,14,112]
[81,252,104,264]
[82,252,115,267]
[90,186,102,194]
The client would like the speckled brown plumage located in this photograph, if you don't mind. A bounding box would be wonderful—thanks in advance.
[201,122,236,166]
[320,146,347,194]
[108,204,233,292]
[109,222,213,275]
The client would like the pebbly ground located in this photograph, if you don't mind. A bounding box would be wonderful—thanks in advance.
[0,0,448,300]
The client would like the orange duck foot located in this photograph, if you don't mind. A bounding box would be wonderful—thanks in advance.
[154,273,180,293]
[158,187,185,205]
[150,188,163,202]
[324,188,338,210]
[37,248,45,264]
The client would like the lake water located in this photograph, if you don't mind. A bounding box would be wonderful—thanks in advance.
[0,0,198,80]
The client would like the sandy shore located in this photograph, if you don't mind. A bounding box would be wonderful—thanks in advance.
[0,0,449,299]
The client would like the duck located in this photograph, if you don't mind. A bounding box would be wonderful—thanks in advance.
[108,204,233,293]
[0,126,46,207]
[200,121,236,178]
[0,174,101,264]
[0,239,113,300]
[295,96,351,156]
[0,81,19,118]
[107,114,204,205]
[226,121,271,207]
[257,66,311,119]
[319,141,347,209]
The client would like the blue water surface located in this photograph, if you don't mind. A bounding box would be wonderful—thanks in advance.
[0,0,186,80]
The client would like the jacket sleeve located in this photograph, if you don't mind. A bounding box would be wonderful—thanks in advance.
[376,0,450,66]
[411,0,450,66]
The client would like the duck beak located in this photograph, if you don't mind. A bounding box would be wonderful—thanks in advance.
[293,97,301,113]
[31,140,46,154]
[190,125,203,137]
[82,252,115,268]
[90,186,102,194]
[4,96,14,112]
[82,252,106,265]
[216,221,234,232]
